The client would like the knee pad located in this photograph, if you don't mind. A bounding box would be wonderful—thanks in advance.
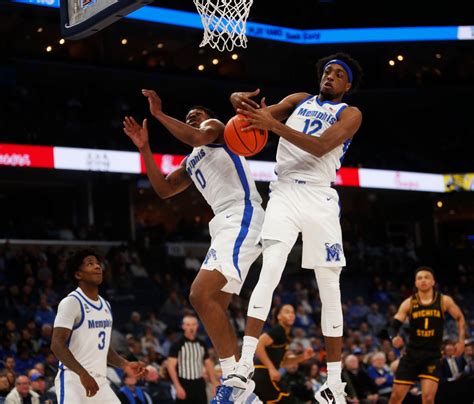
[314,267,343,337]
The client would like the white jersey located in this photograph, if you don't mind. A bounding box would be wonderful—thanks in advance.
[185,144,262,214]
[54,287,113,378]
[275,95,351,185]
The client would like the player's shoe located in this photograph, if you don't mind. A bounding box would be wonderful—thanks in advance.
[210,384,246,403]
[234,380,261,404]
[314,382,347,404]
[223,360,254,390]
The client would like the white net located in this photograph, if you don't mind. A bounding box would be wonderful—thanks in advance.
[193,0,254,52]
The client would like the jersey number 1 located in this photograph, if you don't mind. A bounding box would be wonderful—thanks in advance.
[98,331,106,350]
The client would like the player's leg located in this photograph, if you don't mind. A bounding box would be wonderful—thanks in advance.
[189,269,235,359]
[419,378,438,404]
[388,383,413,404]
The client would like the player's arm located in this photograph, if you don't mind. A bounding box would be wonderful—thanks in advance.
[166,357,186,400]
[255,333,281,382]
[280,347,314,368]
[142,89,224,146]
[238,100,362,158]
[388,297,411,348]
[230,89,311,122]
[443,295,466,355]
[123,116,192,198]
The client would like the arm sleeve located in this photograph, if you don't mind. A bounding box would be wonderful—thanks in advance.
[53,296,83,330]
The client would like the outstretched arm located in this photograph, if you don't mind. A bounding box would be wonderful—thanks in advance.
[230,89,310,122]
[123,116,192,198]
[142,89,224,147]
[280,348,314,368]
[238,99,362,158]
[443,295,466,355]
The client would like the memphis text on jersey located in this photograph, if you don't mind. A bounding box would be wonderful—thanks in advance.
[297,108,337,125]
[88,319,113,329]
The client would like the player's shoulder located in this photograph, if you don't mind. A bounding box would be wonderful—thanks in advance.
[201,118,225,129]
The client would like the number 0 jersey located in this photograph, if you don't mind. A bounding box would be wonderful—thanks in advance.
[54,288,113,377]
[407,291,445,352]
[276,95,350,185]
[185,144,262,215]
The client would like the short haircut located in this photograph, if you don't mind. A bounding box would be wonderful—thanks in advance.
[66,249,102,284]
[316,52,363,92]
[187,105,218,119]
[415,266,435,278]
[182,314,198,323]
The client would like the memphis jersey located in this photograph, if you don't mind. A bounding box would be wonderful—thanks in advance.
[185,144,262,214]
[276,95,351,184]
[54,288,113,377]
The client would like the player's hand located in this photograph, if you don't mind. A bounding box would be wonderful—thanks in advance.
[454,340,465,356]
[79,370,99,397]
[123,116,149,150]
[268,367,281,382]
[123,360,148,379]
[142,89,162,117]
[230,88,261,111]
[176,384,186,400]
[392,336,404,349]
[237,98,276,132]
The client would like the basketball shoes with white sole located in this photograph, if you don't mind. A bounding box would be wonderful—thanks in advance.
[314,382,347,404]
[223,360,254,390]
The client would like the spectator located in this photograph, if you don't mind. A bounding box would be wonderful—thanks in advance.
[117,375,148,404]
[306,362,325,396]
[2,357,15,375]
[367,352,393,399]
[34,297,55,328]
[0,375,10,403]
[463,343,473,376]
[5,375,40,404]
[124,312,146,340]
[29,374,56,403]
[294,305,315,329]
[348,296,370,327]
[441,342,466,382]
[342,354,382,403]
[140,327,162,356]
[143,365,174,404]
[144,312,167,337]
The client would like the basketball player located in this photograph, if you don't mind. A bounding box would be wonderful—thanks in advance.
[388,267,465,404]
[51,250,146,403]
[253,304,314,403]
[123,90,265,402]
[223,53,364,404]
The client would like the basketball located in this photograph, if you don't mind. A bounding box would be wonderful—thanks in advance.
[224,114,268,157]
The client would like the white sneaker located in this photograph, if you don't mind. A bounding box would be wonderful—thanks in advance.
[234,380,262,404]
[223,360,255,390]
[314,382,347,404]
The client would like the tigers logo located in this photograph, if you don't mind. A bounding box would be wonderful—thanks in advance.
[84,303,91,313]
[427,365,436,374]
[204,249,217,265]
[325,243,342,262]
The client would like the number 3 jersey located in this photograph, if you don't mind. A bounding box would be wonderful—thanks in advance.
[185,144,262,215]
[54,288,113,377]
[276,95,350,185]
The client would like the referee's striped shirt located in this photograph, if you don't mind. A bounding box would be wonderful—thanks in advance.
[168,336,209,380]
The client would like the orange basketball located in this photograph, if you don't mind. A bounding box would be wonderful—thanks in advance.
[224,114,268,157]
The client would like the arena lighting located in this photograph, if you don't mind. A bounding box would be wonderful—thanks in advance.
[397,55,404,61]
[1,143,465,193]
[212,58,219,65]
[121,38,128,45]
[59,38,65,44]
[389,60,395,66]
[197,64,205,71]
[10,1,474,45]
[231,54,238,60]
[437,201,443,208]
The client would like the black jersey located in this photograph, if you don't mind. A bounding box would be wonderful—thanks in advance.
[255,324,290,369]
[407,291,445,353]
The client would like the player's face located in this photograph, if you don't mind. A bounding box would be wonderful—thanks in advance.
[76,255,103,285]
[182,316,199,337]
[415,270,435,292]
[277,305,296,327]
[186,109,209,128]
[319,64,352,100]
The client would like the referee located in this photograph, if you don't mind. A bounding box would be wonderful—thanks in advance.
[167,314,218,404]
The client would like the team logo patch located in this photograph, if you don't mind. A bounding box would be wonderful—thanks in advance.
[204,248,217,265]
[325,243,342,262]
[83,303,91,313]
[427,365,436,374]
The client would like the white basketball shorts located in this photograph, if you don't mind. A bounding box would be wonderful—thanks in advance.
[201,203,264,294]
[55,370,120,404]
[261,180,346,268]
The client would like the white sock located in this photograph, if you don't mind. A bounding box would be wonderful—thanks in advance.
[219,355,236,379]
[241,336,258,363]
[327,361,342,385]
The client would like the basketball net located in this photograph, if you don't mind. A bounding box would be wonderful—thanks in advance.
[193,0,253,52]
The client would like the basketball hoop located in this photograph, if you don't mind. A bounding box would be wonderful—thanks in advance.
[193,0,254,52]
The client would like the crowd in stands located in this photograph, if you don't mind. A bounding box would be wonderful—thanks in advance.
[0,239,473,403]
